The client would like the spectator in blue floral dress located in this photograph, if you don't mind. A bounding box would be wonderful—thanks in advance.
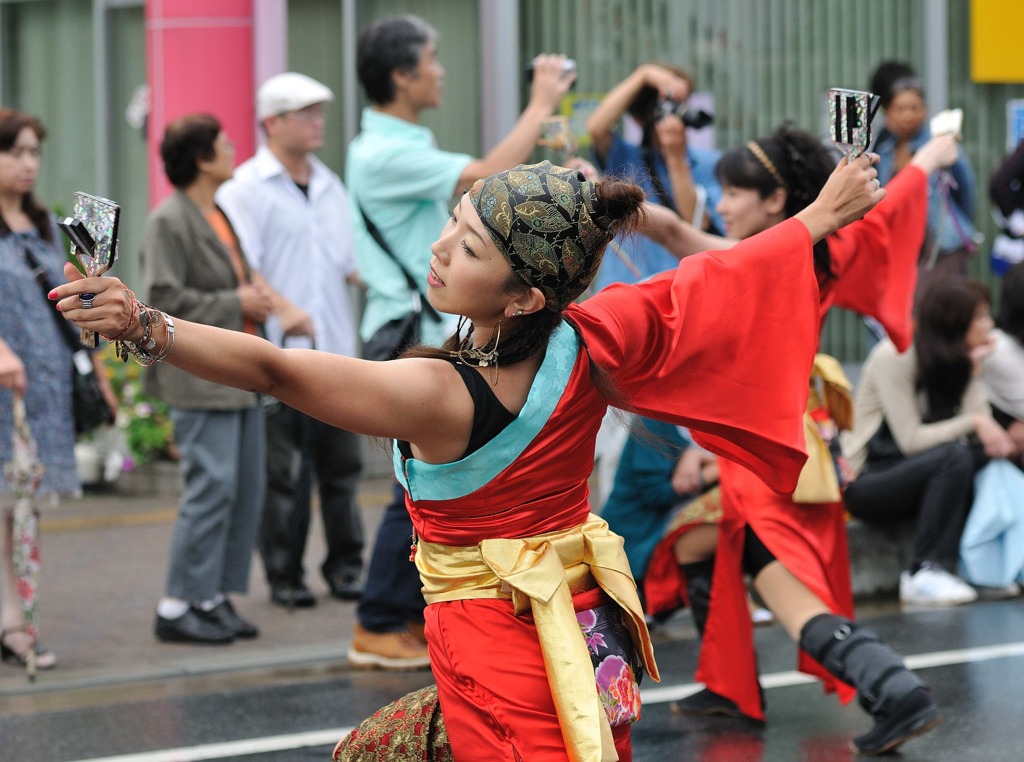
[0,108,113,671]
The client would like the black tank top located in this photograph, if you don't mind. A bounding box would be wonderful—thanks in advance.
[397,361,517,460]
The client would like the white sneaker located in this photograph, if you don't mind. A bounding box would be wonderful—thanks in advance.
[900,564,979,606]
[973,581,1022,600]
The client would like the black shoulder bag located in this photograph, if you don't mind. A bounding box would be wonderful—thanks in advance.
[23,247,111,434]
[358,205,442,361]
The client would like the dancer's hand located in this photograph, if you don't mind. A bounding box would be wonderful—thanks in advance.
[50,262,143,343]
[795,152,885,242]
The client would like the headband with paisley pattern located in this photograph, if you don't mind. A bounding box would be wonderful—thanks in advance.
[468,161,614,312]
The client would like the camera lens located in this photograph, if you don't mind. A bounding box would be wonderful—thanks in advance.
[681,108,714,129]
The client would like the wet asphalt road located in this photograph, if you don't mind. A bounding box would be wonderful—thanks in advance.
[4,598,1024,762]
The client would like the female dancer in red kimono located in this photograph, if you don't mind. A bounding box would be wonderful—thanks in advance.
[646,126,959,756]
[54,159,882,762]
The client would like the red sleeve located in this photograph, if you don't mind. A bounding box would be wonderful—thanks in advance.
[567,217,820,494]
[827,165,928,351]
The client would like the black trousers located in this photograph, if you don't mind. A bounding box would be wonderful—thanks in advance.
[844,440,986,572]
[260,402,364,588]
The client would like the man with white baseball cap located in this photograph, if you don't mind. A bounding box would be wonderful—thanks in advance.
[218,72,365,610]
[255,72,334,121]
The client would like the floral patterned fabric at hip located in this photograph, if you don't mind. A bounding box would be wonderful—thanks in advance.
[577,601,644,727]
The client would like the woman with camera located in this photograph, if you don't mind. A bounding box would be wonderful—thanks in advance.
[586,63,723,291]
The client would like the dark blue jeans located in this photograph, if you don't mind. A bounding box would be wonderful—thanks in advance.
[356,481,426,632]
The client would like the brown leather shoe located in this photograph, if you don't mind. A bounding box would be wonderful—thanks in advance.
[347,624,431,671]
[406,620,428,645]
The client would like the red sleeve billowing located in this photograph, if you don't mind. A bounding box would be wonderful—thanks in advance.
[828,165,928,351]
[567,217,820,494]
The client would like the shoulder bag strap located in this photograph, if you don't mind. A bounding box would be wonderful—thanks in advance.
[357,204,442,324]
[642,147,675,211]
[22,245,83,354]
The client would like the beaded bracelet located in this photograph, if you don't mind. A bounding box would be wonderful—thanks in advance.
[117,304,175,367]
[102,285,139,344]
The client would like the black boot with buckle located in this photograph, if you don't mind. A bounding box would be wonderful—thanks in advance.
[799,613,940,755]
[670,558,761,720]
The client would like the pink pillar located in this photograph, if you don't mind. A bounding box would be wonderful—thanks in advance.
[146,0,255,207]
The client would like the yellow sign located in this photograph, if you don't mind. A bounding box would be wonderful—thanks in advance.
[972,0,1024,83]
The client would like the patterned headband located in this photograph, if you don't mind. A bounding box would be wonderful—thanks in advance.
[746,141,788,190]
[468,161,614,312]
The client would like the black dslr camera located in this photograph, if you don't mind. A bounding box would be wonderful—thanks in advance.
[656,98,714,129]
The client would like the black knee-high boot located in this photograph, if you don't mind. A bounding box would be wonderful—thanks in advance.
[799,613,940,755]
[670,558,758,720]
[683,558,715,637]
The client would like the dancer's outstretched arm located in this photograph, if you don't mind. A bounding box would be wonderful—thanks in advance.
[52,263,466,448]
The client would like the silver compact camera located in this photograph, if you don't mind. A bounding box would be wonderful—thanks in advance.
[525,58,577,84]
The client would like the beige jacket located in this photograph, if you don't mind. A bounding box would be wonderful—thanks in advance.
[141,190,262,410]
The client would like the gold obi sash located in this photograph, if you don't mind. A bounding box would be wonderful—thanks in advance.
[416,513,660,762]
[792,353,854,504]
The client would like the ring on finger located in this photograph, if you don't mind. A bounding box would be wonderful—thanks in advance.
[80,292,95,310]
[872,178,881,189]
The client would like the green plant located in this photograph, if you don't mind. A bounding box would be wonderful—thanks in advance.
[100,343,175,466]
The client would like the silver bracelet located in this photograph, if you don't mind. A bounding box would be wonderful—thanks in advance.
[120,309,174,366]
[152,314,175,362]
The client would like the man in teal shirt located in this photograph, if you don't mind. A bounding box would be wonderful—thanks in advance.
[345,14,574,669]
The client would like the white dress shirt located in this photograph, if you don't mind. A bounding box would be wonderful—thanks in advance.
[217,146,358,357]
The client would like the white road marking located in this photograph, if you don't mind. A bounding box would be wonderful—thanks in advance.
[68,728,353,762]
[71,640,1024,762]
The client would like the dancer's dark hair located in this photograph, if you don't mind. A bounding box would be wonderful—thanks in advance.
[715,124,836,280]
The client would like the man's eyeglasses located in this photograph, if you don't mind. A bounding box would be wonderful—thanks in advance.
[284,106,326,123]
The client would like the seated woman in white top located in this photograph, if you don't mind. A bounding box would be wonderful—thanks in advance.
[841,279,1017,606]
